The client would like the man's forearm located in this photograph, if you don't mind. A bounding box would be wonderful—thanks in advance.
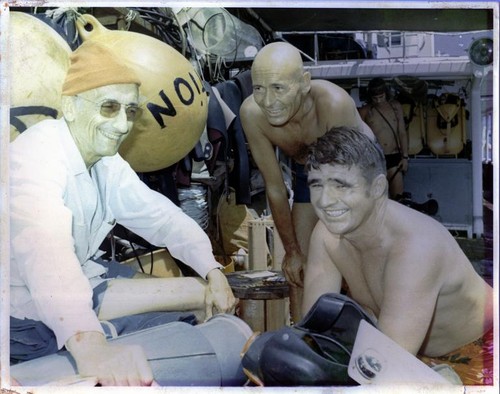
[66,331,107,357]
[98,277,206,320]
[268,192,301,255]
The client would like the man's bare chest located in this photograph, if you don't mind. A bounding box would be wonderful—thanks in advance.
[366,104,398,129]
[265,122,326,163]
[330,244,387,313]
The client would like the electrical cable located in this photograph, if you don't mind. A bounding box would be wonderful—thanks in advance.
[130,7,187,55]
[129,239,146,274]
[149,249,154,276]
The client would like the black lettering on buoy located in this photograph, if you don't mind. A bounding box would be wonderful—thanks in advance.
[189,72,201,94]
[147,90,177,129]
[10,106,59,132]
[174,77,194,106]
[188,72,206,107]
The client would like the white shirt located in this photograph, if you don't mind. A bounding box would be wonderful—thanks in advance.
[10,118,222,348]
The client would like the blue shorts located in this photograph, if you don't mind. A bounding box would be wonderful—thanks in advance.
[385,153,402,170]
[10,259,197,364]
[292,162,310,203]
[92,258,137,315]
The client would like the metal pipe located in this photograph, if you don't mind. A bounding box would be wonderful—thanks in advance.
[471,73,484,237]
[245,8,272,33]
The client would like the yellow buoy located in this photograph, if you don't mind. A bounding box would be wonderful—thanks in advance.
[10,12,71,141]
[76,14,208,172]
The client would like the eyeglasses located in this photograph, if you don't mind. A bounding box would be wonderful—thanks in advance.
[76,96,142,122]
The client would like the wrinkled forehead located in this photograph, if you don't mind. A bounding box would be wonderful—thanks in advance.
[252,67,299,84]
[252,62,303,85]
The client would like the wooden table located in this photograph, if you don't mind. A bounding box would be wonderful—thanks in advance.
[226,271,290,332]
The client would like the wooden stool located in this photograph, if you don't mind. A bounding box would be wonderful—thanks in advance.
[226,271,290,332]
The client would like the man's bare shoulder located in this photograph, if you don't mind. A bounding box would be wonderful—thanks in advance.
[240,95,268,133]
[387,201,447,236]
[385,201,459,263]
[389,99,404,113]
[240,94,259,116]
[358,103,370,117]
[310,79,358,118]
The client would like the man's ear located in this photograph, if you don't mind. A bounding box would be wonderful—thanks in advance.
[370,174,387,199]
[60,95,76,122]
[302,71,311,94]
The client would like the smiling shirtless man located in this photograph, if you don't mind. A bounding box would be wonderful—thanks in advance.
[303,126,494,385]
[240,42,373,320]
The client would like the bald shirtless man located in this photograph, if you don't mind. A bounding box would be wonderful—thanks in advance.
[359,77,408,199]
[240,42,373,321]
[303,127,494,385]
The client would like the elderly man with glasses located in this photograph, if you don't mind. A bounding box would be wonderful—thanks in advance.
[10,40,237,386]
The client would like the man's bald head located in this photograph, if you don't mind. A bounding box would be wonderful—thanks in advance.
[249,42,311,126]
[252,42,304,79]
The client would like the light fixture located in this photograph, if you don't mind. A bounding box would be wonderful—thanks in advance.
[468,37,493,66]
